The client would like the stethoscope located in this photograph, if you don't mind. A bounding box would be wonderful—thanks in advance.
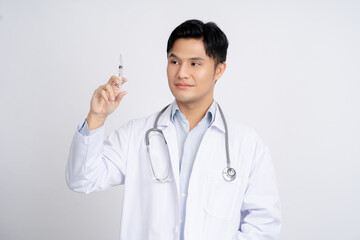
[145,103,236,183]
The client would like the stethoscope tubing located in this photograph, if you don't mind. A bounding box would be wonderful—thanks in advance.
[145,102,236,182]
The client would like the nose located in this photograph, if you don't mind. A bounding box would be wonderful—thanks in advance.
[178,63,189,79]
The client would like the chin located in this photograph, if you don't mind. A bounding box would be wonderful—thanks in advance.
[173,95,199,105]
[169,86,204,105]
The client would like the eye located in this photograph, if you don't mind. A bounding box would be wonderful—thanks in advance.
[170,60,179,65]
[191,62,201,66]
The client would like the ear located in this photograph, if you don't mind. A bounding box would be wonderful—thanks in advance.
[214,62,226,81]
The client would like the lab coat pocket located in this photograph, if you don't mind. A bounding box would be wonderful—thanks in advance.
[203,175,239,221]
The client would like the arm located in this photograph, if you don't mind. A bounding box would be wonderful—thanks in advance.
[65,76,128,193]
[65,119,131,193]
[234,137,281,240]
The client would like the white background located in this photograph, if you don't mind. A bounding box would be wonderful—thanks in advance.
[0,0,359,239]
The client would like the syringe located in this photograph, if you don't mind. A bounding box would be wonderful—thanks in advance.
[118,54,123,88]
[114,54,123,91]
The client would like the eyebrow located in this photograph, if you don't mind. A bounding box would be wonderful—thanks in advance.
[168,53,205,61]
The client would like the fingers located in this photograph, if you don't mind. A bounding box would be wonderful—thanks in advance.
[105,84,115,101]
[97,76,128,104]
[99,88,110,104]
[108,75,125,86]
[108,75,119,86]
[114,77,128,103]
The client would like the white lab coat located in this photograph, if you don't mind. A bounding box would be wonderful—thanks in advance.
[66,102,281,240]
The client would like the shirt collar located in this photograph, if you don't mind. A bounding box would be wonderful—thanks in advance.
[157,100,225,133]
[170,100,217,128]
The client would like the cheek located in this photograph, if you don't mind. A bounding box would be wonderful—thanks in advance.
[166,65,170,78]
[167,65,176,80]
[196,68,215,84]
[167,67,174,88]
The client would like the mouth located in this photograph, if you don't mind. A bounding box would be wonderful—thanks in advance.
[175,83,193,90]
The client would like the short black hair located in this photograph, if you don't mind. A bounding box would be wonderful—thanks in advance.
[166,19,229,66]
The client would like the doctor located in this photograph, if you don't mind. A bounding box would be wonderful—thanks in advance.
[66,19,281,240]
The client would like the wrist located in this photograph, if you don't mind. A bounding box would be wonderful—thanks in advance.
[87,112,106,130]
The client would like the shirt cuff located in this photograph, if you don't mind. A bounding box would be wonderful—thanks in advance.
[78,118,104,136]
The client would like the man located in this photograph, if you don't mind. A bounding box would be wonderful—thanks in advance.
[66,19,281,240]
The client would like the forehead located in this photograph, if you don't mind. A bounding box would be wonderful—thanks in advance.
[168,38,210,59]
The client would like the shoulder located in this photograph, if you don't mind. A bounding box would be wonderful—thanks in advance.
[226,116,258,138]
[221,117,271,166]
[107,111,161,144]
[117,110,163,133]
[224,116,266,147]
[130,111,161,127]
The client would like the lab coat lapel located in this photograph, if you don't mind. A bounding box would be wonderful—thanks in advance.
[188,101,226,187]
[157,103,180,196]
[162,124,180,195]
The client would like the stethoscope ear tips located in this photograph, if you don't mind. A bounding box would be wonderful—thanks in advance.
[223,167,236,181]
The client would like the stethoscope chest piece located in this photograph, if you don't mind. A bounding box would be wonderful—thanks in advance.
[223,167,236,181]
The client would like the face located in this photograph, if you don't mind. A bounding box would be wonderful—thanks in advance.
[167,38,226,106]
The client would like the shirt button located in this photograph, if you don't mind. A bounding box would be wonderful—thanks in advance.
[185,164,189,169]
[180,219,183,223]
[175,225,179,233]
[188,138,192,142]
[182,193,186,197]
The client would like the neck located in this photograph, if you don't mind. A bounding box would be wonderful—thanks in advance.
[176,97,214,131]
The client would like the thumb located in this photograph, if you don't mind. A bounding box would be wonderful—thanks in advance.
[115,91,128,104]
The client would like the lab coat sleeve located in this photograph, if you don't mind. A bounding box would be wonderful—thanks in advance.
[233,136,281,240]
[78,118,103,136]
[65,119,131,193]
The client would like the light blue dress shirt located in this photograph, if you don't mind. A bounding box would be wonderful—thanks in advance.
[79,100,217,240]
